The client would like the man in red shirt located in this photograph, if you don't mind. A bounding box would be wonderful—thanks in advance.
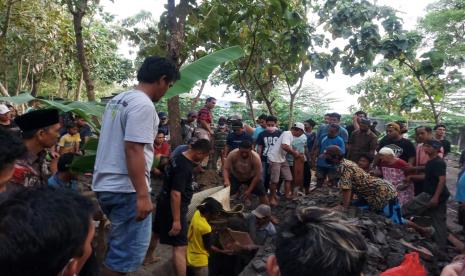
[195,97,216,141]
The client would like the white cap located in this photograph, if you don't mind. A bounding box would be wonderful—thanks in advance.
[252,204,271,219]
[292,122,305,132]
[0,104,10,115]
[378,147,395,156]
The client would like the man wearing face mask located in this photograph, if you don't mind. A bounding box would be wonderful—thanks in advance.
[0,187,95,276]
[93,56,180,276]
[347,118,378,162]
[256,116,282,192]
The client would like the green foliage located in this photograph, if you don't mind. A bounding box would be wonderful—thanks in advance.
[420,0,465,67]
[165,46,245,98]
[0,0,132,99]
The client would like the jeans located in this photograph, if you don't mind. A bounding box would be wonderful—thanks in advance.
[97,192,152,273]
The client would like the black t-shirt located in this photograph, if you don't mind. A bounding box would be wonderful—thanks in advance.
[378,137,416,162]
[346,124,355,138]
[158,153,194,213]
[440,139,451,156]
[256,130,282,162]
[423,157,450,203]
[226,132,252,152]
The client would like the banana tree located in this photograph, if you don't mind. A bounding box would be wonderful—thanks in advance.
[0,46,245,172]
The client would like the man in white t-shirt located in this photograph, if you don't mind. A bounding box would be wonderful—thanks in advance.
[267,122,305,205]
[93,56,179,276]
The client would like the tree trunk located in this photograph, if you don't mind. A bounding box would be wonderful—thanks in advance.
[71,11,95,101]
[244,90,256,125]
[166,0,189,148]
[31,75,40,97]
[22,60,30,90]
[190,80,207,110]
[16,56,22,95]
[58,77,65,98]
[288,94,296,129]
[416,76,440,125]
[75,72,83,101]
[0,81,9,96]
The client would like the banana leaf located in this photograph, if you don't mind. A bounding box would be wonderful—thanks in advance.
[83,137,99,151]
[165,46,245,98]
[70,154,96,173]
[0,93,35,104]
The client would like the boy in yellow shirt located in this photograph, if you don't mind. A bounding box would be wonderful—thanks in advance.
[58,123,81,155]
[187,198,223,276]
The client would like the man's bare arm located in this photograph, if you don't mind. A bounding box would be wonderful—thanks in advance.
[125,141,153,221]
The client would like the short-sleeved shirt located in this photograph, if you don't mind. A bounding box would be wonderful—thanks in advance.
[347,129,378,162]
[226,132,253,152]
[317,124,349,143]
[158,124,169,136]
[59,133,81,153]
[79,124,92,148]
[423,157,450,203]
[187,210,212,267]
[440,139,451,156]
[171,145,189,159]
[317,136,345,168]
[252,126,265,141]
[155,142,171,156]
[48,173,78,191]
[181,120,196,143]
[93,90,158,193]
[415,143,444,166]
[8,151,50,189]
[378,137,416,163]
[287,134,307,164]
[267,131,294,163]
[256,130,282,162]
[244,213,276,245]
[338,159,397,211]
[225,149,261,182]
[305,132,316,153]
[213,129,228,150]
[158,153,195,213]
[197,107,212,125]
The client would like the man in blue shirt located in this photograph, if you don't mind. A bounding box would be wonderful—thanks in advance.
[225,121,253,155]
[252,114,268,142]
[312,124,345,187]
[48,153,78,191]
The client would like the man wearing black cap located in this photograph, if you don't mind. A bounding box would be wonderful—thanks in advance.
[158,111,170,138]
[8,109,61,189]
[402,139,450,248]
[347,118,378,162]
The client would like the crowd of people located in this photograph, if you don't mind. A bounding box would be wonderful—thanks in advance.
[0,55,464,276]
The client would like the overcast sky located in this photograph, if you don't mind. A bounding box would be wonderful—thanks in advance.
[101,0,437,113]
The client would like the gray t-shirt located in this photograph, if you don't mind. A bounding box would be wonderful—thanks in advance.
[92,90,159,193]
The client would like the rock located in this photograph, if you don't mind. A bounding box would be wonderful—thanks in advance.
[386,252,404,267]
[251,259,266,272]
[375,229,387,244]
[239,187,460,275]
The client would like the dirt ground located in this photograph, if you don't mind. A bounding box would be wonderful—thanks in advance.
[104,157,464,276]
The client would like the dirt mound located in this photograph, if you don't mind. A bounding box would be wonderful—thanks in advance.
[241,187,458,276]
[195,169,223,190]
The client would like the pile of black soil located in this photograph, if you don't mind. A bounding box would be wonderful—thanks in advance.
[240,187,459,276]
